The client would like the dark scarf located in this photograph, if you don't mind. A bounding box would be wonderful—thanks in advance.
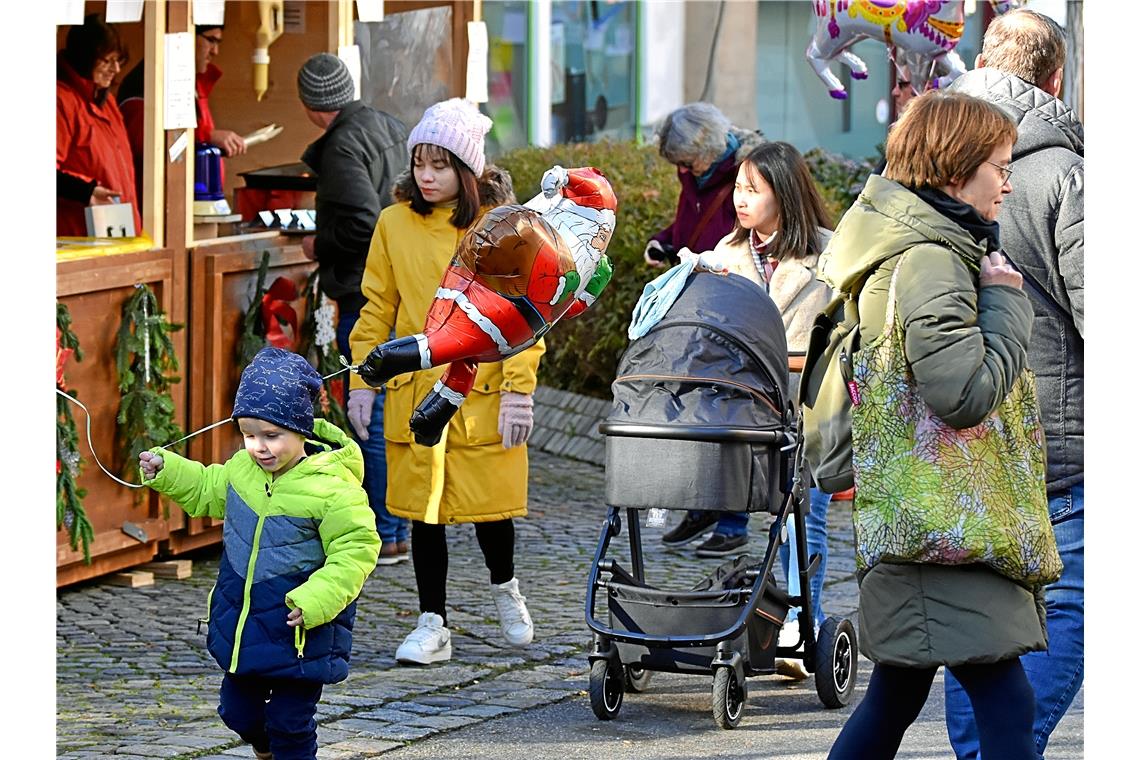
[911,185,1001,253]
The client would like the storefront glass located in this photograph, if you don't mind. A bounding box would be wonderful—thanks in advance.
[550,0,637,144]
[482,1,530,157]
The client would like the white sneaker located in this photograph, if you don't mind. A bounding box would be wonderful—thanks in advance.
[775,617,809,680]
[395,612,452,665]
[491,577,534,646]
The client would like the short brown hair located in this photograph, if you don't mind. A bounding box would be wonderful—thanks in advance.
[981,8,1066,86]
[884,91,1017,188]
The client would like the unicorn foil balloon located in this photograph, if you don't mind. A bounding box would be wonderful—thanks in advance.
[356,165,617,446]
[806,1,1020,100]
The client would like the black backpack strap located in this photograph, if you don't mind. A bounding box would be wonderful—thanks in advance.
[998,252,1072,323]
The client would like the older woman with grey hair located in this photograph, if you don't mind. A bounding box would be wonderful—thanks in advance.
[648,103,766,557]
[644,103,765,268]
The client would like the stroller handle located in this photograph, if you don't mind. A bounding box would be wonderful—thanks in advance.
[598,421,792,445]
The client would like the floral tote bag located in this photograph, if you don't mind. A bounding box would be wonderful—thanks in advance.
[850,257,1062,589]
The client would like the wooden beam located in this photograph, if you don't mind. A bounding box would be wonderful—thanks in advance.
[143,0,166,245]
[165,1,193,250]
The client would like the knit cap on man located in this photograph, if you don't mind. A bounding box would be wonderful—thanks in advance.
[232,347,324,439]
[407,97,493,177]
[297,53,355,112]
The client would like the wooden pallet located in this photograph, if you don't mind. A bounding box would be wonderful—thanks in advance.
[103,570,155,588]
[142,560,193,580]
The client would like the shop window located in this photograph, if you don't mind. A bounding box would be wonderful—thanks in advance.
[482,1,530,157]
[550,0,637,144]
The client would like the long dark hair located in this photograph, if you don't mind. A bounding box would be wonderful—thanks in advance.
[729,141,831,262]
[63,14,129,81]
[408,144,481,229]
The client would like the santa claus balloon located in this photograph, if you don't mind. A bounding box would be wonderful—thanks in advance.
[356,165,617,446]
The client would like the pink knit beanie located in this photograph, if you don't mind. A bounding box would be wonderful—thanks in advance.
[407,98,493,177]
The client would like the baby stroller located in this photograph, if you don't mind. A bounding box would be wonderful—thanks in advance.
[586,271,858,728]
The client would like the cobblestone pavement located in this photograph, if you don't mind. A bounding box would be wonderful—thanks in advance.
[57,451,1082,759]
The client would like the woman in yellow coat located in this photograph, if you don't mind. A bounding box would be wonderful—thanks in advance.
[348,99,544,665]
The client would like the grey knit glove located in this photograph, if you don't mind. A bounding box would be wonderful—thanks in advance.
[347,389,376,441]
[497,392,534,449]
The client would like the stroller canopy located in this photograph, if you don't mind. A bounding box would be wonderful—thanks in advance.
[609,272,790,431]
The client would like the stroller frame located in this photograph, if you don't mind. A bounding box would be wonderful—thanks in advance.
[585,419,857,728]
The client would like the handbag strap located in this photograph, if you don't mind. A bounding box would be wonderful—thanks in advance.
[686,183,734,250]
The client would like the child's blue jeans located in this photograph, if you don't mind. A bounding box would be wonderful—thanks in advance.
[218,673,323,760]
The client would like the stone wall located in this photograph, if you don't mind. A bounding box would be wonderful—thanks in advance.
[529,385,610,467]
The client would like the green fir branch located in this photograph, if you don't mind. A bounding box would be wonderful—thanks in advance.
[114,285,185,483]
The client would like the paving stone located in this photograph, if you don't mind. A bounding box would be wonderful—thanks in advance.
[325,738,404,755]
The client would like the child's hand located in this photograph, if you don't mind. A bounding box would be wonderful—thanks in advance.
[287,607,304,628]
[139,451,164,480]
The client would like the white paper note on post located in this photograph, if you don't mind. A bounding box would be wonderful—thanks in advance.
[338,45,363,102]
[356,0,384,23]
[168,131,190,163]
[57,0,85,25]
[466,21,489,104]
[106,0,144,23]
[193,0,226,26]
[164,33,198,130]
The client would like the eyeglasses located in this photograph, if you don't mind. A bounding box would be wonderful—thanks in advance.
[986,160,1014,184]
[197,33,223,47]
[895,79,912,91]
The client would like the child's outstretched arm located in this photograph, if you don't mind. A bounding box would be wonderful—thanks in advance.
[285,491,380,628]
[138,447,229,520]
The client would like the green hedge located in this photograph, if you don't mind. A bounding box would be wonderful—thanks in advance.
[495,141,679,398]
[495,140,876,398]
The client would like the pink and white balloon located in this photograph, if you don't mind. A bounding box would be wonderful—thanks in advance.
[806,1,1020,100]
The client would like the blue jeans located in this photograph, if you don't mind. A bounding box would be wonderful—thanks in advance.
[944,483,1084,760]
[337,311,408,545]
[218,673,323,760]
[778,487,831,627]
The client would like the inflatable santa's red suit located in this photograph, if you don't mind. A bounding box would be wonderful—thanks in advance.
[356,165,617,446]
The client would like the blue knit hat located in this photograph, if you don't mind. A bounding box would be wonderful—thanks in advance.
[232,347,323,438]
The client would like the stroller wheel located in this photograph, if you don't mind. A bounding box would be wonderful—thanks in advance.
[815,616,858,708]
[589,659,624,720]
[624,665,653,693]
[711,667,746,729]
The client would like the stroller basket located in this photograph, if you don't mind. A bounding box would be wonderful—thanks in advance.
[601,422,795,515]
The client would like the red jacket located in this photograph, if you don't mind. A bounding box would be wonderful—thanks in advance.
[56,56,141,237]
[119,62,224,201]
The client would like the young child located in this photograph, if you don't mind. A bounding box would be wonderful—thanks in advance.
[348,98,544,665]
[139,347,380,760]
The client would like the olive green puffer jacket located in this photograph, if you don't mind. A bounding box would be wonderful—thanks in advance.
[818,175,1046,667]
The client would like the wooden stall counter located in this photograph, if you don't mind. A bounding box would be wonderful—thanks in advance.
[56,245,188,587]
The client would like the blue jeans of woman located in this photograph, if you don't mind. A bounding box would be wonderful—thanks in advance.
[777,487,831,627]
[943,483,1084,760]
[336,311,408,545]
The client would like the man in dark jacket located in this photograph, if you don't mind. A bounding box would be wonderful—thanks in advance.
[297,52,411,566]
[945,10,1083,759]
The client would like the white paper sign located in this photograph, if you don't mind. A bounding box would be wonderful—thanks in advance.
[106,0,144,23]
[338,45,363,102]
[168,131,190,163]
[193,0,226,27]
[465,21,489,104]
[164,33,198,131]
[355,0,384,23]
[57,0,85,25]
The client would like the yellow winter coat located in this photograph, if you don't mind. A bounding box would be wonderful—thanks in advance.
[349,167,544,525]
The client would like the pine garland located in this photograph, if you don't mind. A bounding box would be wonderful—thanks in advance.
[115,284,184,483]
[297,269,349,431]
[236,251,272,372]
[57,302,94,561]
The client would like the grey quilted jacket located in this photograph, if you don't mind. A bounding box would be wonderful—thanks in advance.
[949,68,1084,496]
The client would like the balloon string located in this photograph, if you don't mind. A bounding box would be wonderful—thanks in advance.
[56,358,360,490]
